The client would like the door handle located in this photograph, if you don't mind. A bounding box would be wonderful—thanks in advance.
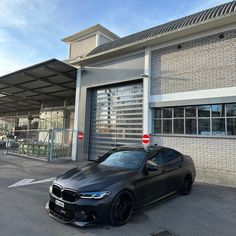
[161,169,166,174]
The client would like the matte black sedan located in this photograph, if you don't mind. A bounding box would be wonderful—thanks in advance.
[48,145,196,226]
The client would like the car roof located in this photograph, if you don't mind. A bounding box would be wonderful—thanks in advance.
[114,144,163,153]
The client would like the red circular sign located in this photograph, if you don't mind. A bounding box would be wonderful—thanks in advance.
[78,131,83,141]
[142,134,150,144]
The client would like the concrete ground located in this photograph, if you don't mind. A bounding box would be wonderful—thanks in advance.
[0,151,236,236]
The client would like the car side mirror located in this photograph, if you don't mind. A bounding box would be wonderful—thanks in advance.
[96,155,102,162]
[146,161,158,171]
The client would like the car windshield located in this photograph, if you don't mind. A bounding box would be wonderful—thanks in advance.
[99,150,146,170]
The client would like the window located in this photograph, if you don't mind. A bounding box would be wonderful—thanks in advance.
[198,105,210,117]
[185,106,196,117]
[153,103,236,136]
[100,150,146,170]
[174,107,184,117]
[198,119,210,135]
[226,104,236,116]
[212,104,225,117]
[154,119,161,133]
[163,108,172,118]
[212,118,225,135]
[186,119,197,134]
[174,119,184,134]
[163,120,172,134]
[150,149,181,166]
[227,118,236,135]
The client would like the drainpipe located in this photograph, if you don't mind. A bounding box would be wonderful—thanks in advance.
[143,47,152,135]
[71,68,81,161]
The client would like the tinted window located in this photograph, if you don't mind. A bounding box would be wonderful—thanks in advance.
[154,108,161,118]
[154,119,161,133]
[212,104,225,117]
[163,120,172,133]
[150,149,181,166]
[185,106,196,117]
[100,150,146,170]
[212,118,225,135]
[198,119,210,135]
[227,118,236,135]
[226,104,236,116]
[198,105,210,117]
[186,119,197,134]
[153,103,236,136]
[163,108,172,118]
[174,119,184,134]
[174,107,184,117]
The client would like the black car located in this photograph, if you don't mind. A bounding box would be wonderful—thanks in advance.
[48,145,196,226]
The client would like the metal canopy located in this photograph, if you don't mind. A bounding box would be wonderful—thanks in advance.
[0,59,77,113]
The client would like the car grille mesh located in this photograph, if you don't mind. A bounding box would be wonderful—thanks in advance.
[49,201,75,222]
[52,185,62,198]
[62,189,78,202]
[52,185,78,202]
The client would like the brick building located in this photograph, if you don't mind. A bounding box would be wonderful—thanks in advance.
[65,1,236,187]
[1,1,236,187]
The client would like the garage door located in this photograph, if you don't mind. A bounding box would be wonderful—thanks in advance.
[89,82,143,160]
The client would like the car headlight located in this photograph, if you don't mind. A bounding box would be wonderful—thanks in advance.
[49,185,53,194]
[80,191,111,200]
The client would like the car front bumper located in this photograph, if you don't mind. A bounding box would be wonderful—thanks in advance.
[47,193,112,226]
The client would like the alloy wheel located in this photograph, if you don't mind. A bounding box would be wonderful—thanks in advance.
[111,191,134,226]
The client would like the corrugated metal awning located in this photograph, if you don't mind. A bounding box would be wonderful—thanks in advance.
[0,59,77,113]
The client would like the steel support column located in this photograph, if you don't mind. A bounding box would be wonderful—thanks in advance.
[71,68,81,161]
[143,47,152,135]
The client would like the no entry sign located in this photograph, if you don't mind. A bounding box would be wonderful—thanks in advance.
[142,134,150,145]
[78,131,84,141]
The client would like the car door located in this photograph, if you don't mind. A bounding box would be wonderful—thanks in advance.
[133,152,168,206]
[157,148,183,193]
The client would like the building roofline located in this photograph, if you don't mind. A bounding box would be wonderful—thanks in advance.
[68,8,236,65]
[62,24,120,43]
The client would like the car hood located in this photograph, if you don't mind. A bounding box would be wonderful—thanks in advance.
[54,163,136,192]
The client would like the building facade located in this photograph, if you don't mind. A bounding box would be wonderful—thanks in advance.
[0,1,235,186]
[66,1,236,187]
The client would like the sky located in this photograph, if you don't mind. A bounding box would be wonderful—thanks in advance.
[0,0,232,76]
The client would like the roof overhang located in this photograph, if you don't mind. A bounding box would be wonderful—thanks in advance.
[62,24,120,43]
[71,13,236,65]
[0,59,77,113]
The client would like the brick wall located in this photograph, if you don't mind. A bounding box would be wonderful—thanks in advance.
[150,29,236,187]
[70,34,96,58]
[151,135,236,187]
[151,30,236,95]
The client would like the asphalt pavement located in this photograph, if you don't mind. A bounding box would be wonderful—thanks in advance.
[0,151,236,236]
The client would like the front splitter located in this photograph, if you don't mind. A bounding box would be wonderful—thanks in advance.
[45,201,90,227]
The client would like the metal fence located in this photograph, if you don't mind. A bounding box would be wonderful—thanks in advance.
[5,128,74,161]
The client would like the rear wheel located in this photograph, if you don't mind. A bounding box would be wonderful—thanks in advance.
[110,190,134,226]
[180,175,193,195]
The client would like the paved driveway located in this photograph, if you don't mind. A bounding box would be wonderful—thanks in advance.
[0,152,236,236]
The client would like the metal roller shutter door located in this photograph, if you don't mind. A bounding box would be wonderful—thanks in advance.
[89,82,143,160]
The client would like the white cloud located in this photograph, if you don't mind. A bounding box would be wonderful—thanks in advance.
[0,0,59,31]
[0,0,232,76]
[0,0,62,76]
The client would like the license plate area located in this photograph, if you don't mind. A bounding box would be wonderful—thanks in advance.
[55,199,64,208]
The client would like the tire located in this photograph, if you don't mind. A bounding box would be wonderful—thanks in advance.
[110,190,134,226]
[179,176,193,195]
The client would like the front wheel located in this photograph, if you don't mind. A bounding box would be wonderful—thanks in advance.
[179,176,193,195]
[110,190,134,226]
